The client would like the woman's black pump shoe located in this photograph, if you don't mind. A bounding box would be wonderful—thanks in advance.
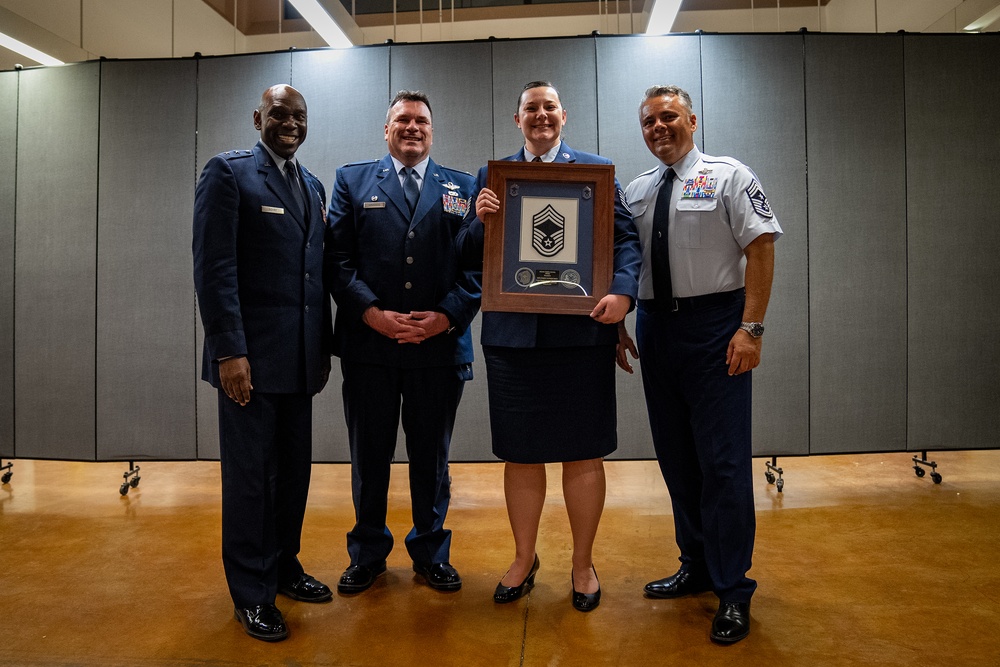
[494,554,540,603]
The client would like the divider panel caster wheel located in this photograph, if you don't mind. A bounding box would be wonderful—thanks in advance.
[914,466,925,478]
[1,472,11,484]
[120,482,130,496]
[930,472,942,484]
[765,471,775,485]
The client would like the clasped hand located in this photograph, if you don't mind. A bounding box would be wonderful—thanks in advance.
[364,306,449,344]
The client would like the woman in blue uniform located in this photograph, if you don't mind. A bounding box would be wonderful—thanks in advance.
[458,81,641,611]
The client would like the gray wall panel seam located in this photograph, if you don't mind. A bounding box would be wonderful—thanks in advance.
[901,33,909,452]
[11,70,19,459]
[801,32,811,456]
[194,57,201,460]
[94,61,103,462]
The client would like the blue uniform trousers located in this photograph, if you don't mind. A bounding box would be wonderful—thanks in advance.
[341,360,465,567]
[218,390,312,607]
[636,292,757,603]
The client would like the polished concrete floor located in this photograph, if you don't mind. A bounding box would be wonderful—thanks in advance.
[1,450,999,666]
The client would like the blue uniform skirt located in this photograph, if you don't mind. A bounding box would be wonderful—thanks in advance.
[483,344,618,464]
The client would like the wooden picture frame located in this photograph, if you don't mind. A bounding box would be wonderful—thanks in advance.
[481,161,615,315]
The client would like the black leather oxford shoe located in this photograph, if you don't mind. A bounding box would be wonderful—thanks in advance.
[643,568,713,599]
[711,601,751,644]
[494,554,540,604]
[233,603,288,642]
[337,562,387,594]
[279,573,333,602]
[413,561,462,591]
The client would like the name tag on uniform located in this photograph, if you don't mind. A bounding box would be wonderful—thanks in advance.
[261,205,285,214]
[442,192,469,216]
[363,201,386,209]
[681,175,718,199]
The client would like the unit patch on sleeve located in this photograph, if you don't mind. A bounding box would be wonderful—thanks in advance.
[745,180,773,218]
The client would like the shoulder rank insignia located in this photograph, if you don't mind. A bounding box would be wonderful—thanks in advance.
[745,180,773,218]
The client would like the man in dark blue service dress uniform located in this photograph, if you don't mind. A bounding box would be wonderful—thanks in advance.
[193,84,333,642]
[618,85,782,644]
[325,90,477,595]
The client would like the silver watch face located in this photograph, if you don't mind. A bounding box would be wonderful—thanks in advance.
[743,322,765,338]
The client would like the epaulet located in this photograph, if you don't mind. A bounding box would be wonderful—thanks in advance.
[339,159,379,169]
[219,149,254,160]
[637,166,658,177]
[438,165,474,178]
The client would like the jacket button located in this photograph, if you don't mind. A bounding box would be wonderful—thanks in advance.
[404,282,412,290]
[408,231,415,239]
[305,305,310,312]
[406,257,414,264]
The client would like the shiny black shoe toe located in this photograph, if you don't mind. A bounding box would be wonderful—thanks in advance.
[643,568,712,599]
[279,573,332,602]
[571,566,601,612]
[413,561,462,591]
[337,562,387,594]
[711,601,751,644]
[233,603,288,642]
[494,554,540,604]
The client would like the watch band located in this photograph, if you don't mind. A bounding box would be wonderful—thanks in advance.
[739,321,765,338]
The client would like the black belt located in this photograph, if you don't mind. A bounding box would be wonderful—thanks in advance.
[637,288,744,313]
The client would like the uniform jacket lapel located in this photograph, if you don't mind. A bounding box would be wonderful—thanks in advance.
[553,141,576,163]
[375,154,411,220]
[254,142,307,231]
[409,158,442,231]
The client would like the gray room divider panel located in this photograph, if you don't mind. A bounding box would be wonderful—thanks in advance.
[489,37,599,159]
[389,42,493,176]
[595,34,701,459]
[291,46,391,462]
[904,36,1000,452]
[595,34,702,186]
[96,60,198,460]
[0,72,14,457]
[389,41,495,462]
[15,63,100,460]
[701,34,809,457]
[194,52,293,460]
[805,36,907,455]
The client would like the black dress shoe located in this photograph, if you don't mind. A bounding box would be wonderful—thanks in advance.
[413,561,462,591]
[233,603,288,642]
[643,568,712,599]
[279,573,332,602]
[494,554,540,604]
[571,566,601,612]
[711,601,751,644]
[337,562,387,594]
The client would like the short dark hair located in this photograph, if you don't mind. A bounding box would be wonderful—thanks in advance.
[387,90,432,122]
[641,85,693,114]
[517,80,561,113]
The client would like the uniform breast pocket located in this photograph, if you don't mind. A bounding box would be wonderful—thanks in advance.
[673,197,719,248]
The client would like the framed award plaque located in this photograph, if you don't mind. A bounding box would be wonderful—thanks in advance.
[481,161,615,315]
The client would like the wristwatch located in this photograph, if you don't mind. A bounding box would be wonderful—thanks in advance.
[739,321,765,338]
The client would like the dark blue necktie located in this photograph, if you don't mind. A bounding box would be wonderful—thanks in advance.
[650,168,674,303]
[284,161,305,218]
[402,167,419,216]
